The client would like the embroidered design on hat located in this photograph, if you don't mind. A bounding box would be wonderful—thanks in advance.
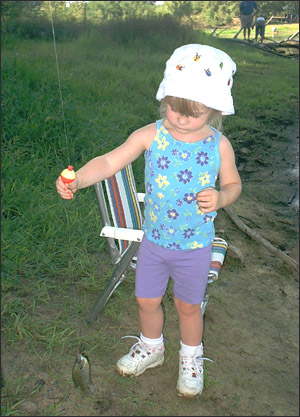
[220,62,223,69]
[176,65,184,71]
[193,53,201,62]
[204,68,211,76]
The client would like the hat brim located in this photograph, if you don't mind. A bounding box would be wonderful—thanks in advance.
[156,80,235,115]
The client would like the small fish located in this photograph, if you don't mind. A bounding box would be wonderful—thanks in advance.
[72,349,95,396]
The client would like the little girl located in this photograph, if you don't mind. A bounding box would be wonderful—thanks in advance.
[56,44,242,397]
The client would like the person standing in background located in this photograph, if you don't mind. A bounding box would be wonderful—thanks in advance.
[255,15,266,43]
[239,1,258,41]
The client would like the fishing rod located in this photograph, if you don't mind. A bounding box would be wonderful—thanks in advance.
[48,1,76,186]
[48,1,78,306]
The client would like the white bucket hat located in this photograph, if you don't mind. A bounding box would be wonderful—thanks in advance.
[156,44,237,115]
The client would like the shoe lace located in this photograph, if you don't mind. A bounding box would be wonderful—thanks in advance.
[120,335,151,357]
[121,335,165,357]
[181,354,213,377]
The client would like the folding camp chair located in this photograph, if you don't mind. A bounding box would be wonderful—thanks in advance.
[85,164,228,324]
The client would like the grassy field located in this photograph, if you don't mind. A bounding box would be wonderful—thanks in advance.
[1,18,299,416]
[204,22,299,42]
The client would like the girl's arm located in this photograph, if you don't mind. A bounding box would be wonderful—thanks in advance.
[56,123,156,199]
[196,135,242,212]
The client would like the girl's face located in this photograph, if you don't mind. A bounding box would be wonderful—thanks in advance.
[165,104,212,137]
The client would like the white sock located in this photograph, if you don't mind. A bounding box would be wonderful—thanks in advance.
[140,332,164,346]
[180,341,203,357]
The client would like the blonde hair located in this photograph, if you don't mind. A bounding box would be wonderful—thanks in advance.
[160,96,223,131]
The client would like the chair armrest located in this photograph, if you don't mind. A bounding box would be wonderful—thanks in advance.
[100,226,144,242]
[137,193,145,203]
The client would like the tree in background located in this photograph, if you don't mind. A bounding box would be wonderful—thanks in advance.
[257,1,298,19]
[198,1,239,26]
[1,1,43,21]
[1,0,298,34]
[163,1,193,22]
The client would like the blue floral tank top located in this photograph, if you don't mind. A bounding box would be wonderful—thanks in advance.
[142,119,221,250]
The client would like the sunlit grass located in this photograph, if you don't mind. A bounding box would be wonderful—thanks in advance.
[203,22,299,41]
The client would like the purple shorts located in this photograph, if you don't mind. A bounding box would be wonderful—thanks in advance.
[135,237,212,305]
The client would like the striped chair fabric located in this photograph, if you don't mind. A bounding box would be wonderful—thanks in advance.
[207,237,228,283]
[104,164,143,254]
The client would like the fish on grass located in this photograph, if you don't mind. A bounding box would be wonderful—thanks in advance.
[72,348,95,396]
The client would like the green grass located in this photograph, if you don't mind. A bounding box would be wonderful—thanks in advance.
[204,22,299,41]
[1,17,299,416]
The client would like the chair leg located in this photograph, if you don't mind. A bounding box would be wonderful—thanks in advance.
[85,241,140,324]
[200,291,209,316]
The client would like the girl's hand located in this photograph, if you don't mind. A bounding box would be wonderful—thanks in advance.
[55,175,78,200]
[196,187,223,213]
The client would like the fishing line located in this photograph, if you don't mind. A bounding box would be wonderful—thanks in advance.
[49,1,71,165]
[48,1,79,321]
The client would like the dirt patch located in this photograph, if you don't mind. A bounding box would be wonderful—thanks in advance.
[2,123,299,416]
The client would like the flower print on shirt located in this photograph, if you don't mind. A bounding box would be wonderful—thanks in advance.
[156,136,169,151]
[161,125,169,135]
[152,229,161,240]
[189,241,204,249]
[157,155,171,170]
[177,168,193,184]
[183,193,196,204]
[203,214,213,223]
[146,182,153,195]
[196,151,209,166]
[155,174,170,189]
[178,150,191,162]
[142,120,221,250]
[167,209,180,220]
[203,136,213,144]
[167,242,181,250]
[176,198,184,207]
[198,171,210,186]
[166,226,177,237]
[145,149,152,159]
[153,202,160,213]
[149,210,158,223]
[183,228,195,239]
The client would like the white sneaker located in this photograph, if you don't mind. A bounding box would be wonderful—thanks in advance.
[116,336,165,377]
[177,352,213,397]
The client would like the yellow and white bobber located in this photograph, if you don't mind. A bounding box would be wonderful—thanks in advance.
[60,165,76,184]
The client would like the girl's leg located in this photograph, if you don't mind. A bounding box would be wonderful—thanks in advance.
[136,296,164,339]
[174,296,203,345]
[174,295,209,397]
[116,296,165,377]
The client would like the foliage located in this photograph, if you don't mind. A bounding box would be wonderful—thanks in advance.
[95,15,196,46]
[256,1,299,17]
[1,0,298,34]
[164,1,193,22]
[199,1,239,26]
